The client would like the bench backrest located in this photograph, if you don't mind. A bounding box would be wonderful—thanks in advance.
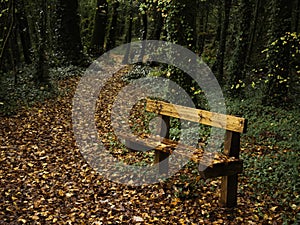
[146,99,247,133]
[145,99,247,207]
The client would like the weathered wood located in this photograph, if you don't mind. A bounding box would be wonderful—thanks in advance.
[220,131,241,207]
[224,131,240,158]
[199,160,243,179]
[220,174,238,207]
[155,115,170,176]
[120,133,240,166]
[120,99,247,208]
[146,99,247,133]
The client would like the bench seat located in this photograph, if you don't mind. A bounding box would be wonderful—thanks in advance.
[118,133,243,179]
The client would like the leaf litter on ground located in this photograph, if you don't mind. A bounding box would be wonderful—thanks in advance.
[0,65,298,224]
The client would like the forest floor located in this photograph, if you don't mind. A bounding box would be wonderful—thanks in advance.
[0,67,299,224]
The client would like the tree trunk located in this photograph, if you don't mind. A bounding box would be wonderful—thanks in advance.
[198,1,209,56]
[228,0,252,96]
[106,1,119,51]
[90,0,108,56]
[0,0,14,69]
[16,0,32,64]
[247,0,260,64]
[213,2,223,48]
[57,0,83,65]
[36,0,50,86]
[294,0,300,32]
[152,6,163,40]
[212,0,232,85]
[138,9,148,62]
[123,0,133,64]
[264,0,293,104]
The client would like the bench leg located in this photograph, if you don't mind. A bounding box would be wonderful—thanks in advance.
[155,150,169,176]
[220,174,238,207]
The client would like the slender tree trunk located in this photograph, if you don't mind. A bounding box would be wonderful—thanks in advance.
[198,2,209,56]
[213,2,222,49]
[228,0,252,96]
[36,0,50,85]
[153,10,163,40]
[294,0,300,32]
[123,0,133,64]
[212,0,232,85]
[247,0,260,64]
[16,0,32,64]
[139,10,147,62]
[149,1,163,40]
[57,0,83,65]
[106,1,119,51]
[90,0,108,56]
[0,0,14,68]
[264,0,293,104]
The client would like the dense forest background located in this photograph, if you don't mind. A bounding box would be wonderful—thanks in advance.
[0,0,300,223]
[1,0,299,109]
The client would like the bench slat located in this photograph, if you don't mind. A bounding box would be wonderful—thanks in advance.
[146,99,247,133]
[199,160,243,179]
[119,133,243,177]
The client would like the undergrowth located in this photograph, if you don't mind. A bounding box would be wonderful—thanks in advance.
[0,65,83,116]
[226,96,299,224]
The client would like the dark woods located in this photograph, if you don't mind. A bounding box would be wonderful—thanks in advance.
[0,0,299,109]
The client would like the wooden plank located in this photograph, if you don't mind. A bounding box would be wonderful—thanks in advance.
[198,160,243,179]
[155,115,170,176]
[220,175,239,207]
[120,132,241,162]
[220,131,241,207]
[146,99,247,133]
[224,131,241,158]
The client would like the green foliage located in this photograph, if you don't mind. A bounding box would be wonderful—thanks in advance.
[227,96,300,150]
[79,0,97,50]
[201,45,217,68]
[123,63,151,81]
[49,65,85,80]
[0,65,85,116]
[255,32,300,103]
[242,150,299,223]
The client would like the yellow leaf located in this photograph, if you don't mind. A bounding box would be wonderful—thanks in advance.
[171,197,181,206]
[32,215,39,220]
[270,206,277,211]
[58,189,64,196]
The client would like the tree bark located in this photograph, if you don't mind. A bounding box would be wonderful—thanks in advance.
[228,0,252,96]
[16,0,32,64]
[264,0,293,104]
[90,0,108,56]
[247,0,260,64]
[0,0,14,69]
[106,1,119,51]
[138,8,148,62]
[198,1,209,56]
[57,0,83,65]
[36,0,50,85]
[123,0,133,64]
[151,5,163,40]
[212,0,232,85]
[294,0,300,32]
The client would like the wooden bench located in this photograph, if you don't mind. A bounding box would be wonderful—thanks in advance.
[122,98,247,207]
